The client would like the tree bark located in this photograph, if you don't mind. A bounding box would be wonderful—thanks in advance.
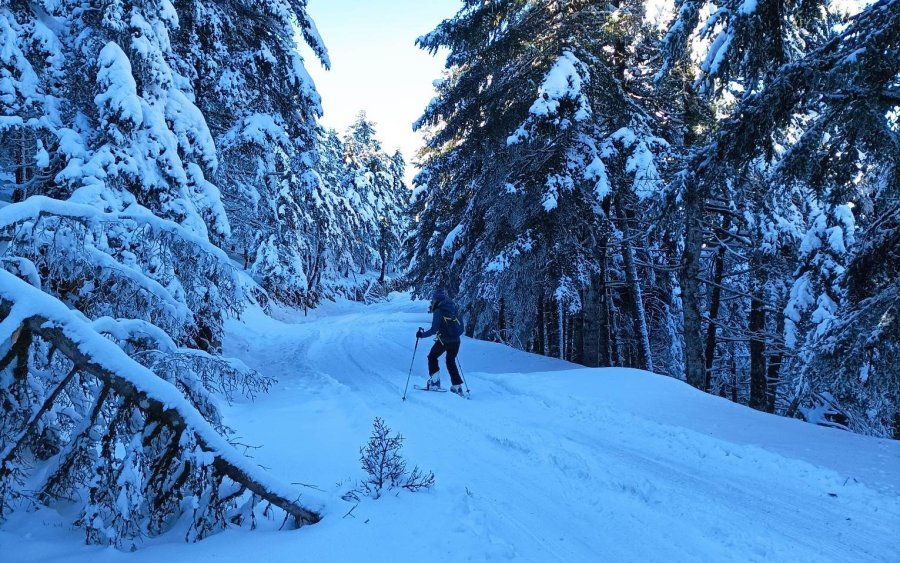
[680,181,706,389]
[748,296,767,411]
[378,243,387,283]
[572,305,584,365]
[557,299,565,360]
[599,250,612,366]
[582,280,600,367]
[609,293,624,366]
[703,215,730,391]
[766,309,785,413]
[621,238,653,372]
[537,296,546,355]
[615,199,653,372]
[498,297,506,343]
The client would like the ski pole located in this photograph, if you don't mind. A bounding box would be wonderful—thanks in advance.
[402,330,422,401]
[455,355,470,395]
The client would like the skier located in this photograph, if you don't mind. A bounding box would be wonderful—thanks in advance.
[416,288,465,396]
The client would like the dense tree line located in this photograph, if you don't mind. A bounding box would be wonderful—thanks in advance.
[0,0,406,548]
[321,112,409,294]
[408,0,899,437]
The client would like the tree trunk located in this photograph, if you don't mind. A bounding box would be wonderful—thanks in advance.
[557,299,565,360]
[582,280,600,367]
[12,134,26,202]
[622,240,653,372]
[704,215,730,391]
[748,296,767,411]
[537,296,546,355]
[498,297,506,343]
[609,294,625,366]
[680,182,706,388]
[766,310,785,413]
[599,251,612,366]
[378,235,387,283]
[546,296,558,358]
[615,198,653,372]
[572,304,584,365]
[731,356,738,403]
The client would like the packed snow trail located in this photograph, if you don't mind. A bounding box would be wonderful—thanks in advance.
[3,294,899,562]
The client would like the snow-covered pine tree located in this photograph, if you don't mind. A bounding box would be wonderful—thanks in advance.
[659,0,834,97]
[411,0,673,369]
[385,149,408,283]
[657,0,835,394]
[721,169,803,409]
[340,112,408,295]
[772,0,898,406]
[0,0,321,547]
[816,200,900,436]
[679,0,899,434]
[174,0,330,307]
[306,128,361,300]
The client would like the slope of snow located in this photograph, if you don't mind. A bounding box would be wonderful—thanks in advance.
[3,293,899,562]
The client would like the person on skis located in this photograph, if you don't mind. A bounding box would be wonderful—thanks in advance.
[416,287,465,396]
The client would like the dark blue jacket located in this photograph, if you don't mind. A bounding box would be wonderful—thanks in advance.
[420,299,462,343]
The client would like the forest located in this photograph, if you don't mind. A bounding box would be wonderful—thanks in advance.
[409,0,899,438]
[0,0,897,552]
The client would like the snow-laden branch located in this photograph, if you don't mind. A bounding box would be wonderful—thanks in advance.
[0,269,321,526]
[0,195,234,267]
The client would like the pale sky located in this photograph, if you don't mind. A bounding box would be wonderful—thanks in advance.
[300,0,459,179]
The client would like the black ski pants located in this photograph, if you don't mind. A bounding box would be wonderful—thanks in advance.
[428,339,462,385]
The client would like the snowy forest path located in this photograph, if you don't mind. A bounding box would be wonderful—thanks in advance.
[217,294,900,562]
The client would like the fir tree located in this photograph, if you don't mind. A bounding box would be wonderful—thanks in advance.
[412,0,673,369]
[674,0,899,433]
[0,0,325,545]
[341,112,408,290]
[175,0,330,307]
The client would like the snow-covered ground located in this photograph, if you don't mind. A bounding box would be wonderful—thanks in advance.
[3,293,899,562]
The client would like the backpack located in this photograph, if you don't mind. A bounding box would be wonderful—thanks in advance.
[441,313,465,338]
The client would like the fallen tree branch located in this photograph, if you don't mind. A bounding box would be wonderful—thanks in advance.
[0,270,321,526]
[0,366,79,467]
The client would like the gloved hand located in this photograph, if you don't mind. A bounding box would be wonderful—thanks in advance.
[416,328,425,339]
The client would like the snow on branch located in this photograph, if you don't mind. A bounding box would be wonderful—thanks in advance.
[508,51,592,146]
[0,195,233,265]
[0,269,321,529]
[0,195,243,345]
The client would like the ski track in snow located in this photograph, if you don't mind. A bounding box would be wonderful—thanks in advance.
[3,293,899,562]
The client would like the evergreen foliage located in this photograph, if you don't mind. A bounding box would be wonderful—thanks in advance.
[356,417,435,499]
[410,0,674,368]
[0,0,407,549]
[0,0,897,554]
[410,0,899,436]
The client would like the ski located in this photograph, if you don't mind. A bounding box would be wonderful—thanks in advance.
[413,385,471,399]
[413,385,447,393]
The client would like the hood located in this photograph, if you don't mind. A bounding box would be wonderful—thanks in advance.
[436,299,458,317]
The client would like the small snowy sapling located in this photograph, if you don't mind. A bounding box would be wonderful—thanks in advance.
[357,417,434,499]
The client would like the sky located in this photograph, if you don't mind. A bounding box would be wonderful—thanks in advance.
[300,0,460,180]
